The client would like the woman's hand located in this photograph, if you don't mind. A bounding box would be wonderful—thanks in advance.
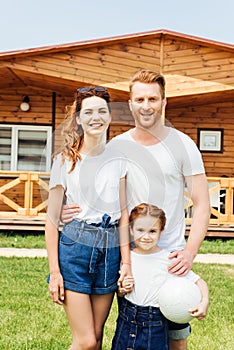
[118,263,132,287]
[118,274,134,294]
[49,271,65,305]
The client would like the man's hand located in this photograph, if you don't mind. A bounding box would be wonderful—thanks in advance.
[61,204,81,223]
[168,250,193,276]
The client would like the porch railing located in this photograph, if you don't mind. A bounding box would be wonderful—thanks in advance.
[0,171,49,218]
[0,171,234,226]
[185,176,234,226]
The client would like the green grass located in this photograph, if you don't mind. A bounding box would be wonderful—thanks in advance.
[0,232,234,254]
[0,232,46,249]
[0,258,233,349]
[198,238,234,254]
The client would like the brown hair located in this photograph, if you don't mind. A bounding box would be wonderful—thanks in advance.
[129,70,166,99]
[55,87,111,173]
[129,202,166,232]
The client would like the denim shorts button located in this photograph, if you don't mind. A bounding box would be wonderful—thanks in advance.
[130,333,136,337]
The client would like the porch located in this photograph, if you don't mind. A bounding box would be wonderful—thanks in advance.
[0,171,234,237]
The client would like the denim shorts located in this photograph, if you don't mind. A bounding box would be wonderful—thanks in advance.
[111,298,169,350]
[58,218,120,294]
[167,320,191,340]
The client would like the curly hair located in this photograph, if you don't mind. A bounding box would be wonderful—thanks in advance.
[54,87,111,173]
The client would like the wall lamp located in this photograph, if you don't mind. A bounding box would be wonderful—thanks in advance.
[20,95,31,112]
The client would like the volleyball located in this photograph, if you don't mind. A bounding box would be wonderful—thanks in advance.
[158,276,201,324]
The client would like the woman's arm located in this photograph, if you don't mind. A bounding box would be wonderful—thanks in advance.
[45,185,65,305]
[118,176,132,284]
[189,278,209,320]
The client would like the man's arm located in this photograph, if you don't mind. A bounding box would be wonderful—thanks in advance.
[168,173,210,276]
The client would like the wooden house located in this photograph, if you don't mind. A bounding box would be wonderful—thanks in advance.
[0,29,233,235]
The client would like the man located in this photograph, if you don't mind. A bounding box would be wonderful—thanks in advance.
[61,70,211,349]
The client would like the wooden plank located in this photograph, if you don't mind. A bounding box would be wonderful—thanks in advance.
[5,61,130,86]
[91,46,161,65]
[48,50,159,73]
[164,51,234,64]
[164,56,234,71]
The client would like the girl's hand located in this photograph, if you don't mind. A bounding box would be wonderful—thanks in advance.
[118,275,134,294]
[49,271,65,305]
[189,300,209,321]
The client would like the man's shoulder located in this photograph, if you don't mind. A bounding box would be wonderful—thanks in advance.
[112,130,132,141]
[169,127,189,139]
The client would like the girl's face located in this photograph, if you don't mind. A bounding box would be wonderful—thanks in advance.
[77,96,111,137]
[131,215,161,254]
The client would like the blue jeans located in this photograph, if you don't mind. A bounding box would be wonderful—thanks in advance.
[112,298,169,350]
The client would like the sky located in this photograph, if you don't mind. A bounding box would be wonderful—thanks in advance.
[0,0,233,53]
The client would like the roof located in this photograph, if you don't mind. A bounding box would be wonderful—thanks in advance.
[0,29,233,59]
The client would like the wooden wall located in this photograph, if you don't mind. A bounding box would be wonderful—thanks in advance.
[167,101,234,177]
[1,33,234,179]
[0,87,58,125]
[163,37,234,96]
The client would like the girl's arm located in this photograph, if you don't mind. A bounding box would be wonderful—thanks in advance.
[118,176,132,285]
[45,185,65,305]
[189,278,209,320]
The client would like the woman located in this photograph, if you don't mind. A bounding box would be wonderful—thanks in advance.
[45,86,131,350]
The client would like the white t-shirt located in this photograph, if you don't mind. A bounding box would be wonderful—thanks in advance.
[111,127,205,250]
[125,250,200,307]
[49,145,126,223]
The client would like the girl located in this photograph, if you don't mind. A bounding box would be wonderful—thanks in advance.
[112,203,209,350]
[45,86,131,350]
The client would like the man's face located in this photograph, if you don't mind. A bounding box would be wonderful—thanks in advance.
[129,82,166,130]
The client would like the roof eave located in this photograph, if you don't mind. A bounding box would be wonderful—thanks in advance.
[0,29,233,60]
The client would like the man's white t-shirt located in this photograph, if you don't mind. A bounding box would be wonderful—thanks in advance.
[49,145,126,224]
[125,250,200,307]
[111,127,205,250]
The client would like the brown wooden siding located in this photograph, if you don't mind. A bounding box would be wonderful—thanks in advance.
[0,88,53,124]
[167,101,234,177]
[164,39,234,79]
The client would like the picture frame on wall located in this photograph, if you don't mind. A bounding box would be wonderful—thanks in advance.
[197,128,224,153]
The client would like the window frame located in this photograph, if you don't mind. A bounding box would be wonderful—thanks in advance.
[0,124,52,172]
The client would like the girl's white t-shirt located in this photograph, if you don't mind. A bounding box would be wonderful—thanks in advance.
[125,250,200,307]
[49,145,126,224]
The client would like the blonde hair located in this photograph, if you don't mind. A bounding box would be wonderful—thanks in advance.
[129,70,166,99]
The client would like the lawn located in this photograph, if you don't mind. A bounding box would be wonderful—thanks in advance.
[0,231,234,254]
[0,257,233,349]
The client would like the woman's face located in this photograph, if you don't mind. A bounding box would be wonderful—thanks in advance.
[77,96,111,137]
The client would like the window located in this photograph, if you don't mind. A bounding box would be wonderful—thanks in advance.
[0,125,52,172]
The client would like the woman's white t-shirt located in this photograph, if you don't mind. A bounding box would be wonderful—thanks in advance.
[49,145,126,224]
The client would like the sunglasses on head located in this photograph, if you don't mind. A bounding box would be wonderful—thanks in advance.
[77,86,107,94]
